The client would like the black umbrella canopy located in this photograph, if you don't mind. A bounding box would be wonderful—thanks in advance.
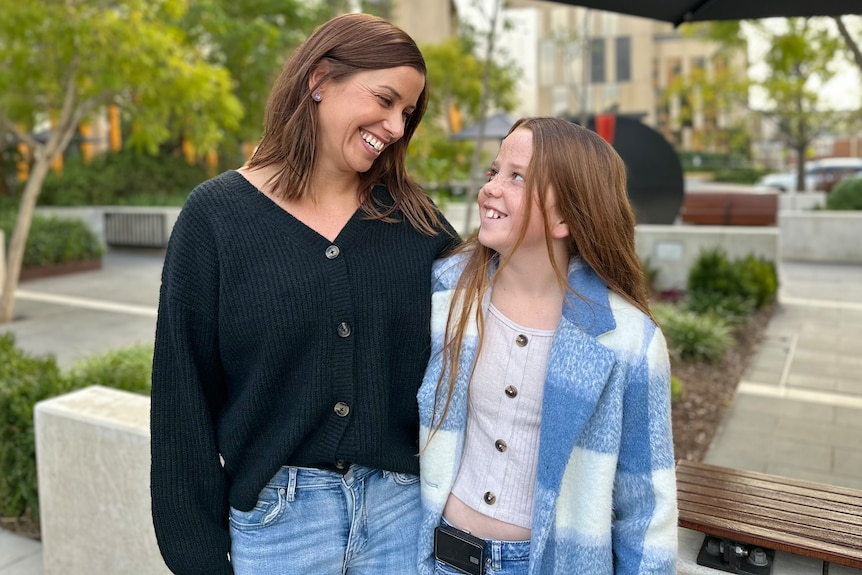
[546,0,862,27]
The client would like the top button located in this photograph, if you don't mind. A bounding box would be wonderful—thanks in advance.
[515,334,528,347]
[505,385,518,398]
[325,245,340,259]
[334,402,350,417]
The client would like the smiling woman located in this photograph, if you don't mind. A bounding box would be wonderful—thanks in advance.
[149,13,460,575]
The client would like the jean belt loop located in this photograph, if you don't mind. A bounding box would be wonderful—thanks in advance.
[490,539,502,571]
[286,467,298,502]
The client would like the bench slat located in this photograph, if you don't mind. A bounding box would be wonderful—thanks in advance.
[677,484,862,526]
[677,462,862,506]
[678,498,862,552]
[679,490,862,540]
[676,460,862,569]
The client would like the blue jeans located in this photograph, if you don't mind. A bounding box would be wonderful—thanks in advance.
[229,464,421,574]
[434,518,530,575]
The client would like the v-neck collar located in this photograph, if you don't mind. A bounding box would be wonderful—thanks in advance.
[225,170,389,254]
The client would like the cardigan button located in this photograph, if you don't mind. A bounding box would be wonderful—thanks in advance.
[334,402,350,417]
[335,459,347,470]
[337,322,351,337]
[325,245,340,259]
[483,491,496,505]
[515,334,528,347]
[504,385,518,398]
[495,439,508,453]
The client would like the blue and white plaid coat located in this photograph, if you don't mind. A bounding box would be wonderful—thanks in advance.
[417,253,678,574]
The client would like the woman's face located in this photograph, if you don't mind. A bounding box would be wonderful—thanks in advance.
[314,66,425,177]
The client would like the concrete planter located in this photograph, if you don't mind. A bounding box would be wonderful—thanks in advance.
[20,258,103,282]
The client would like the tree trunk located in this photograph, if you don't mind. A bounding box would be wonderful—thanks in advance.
[463,0,501,234]
[834,17,862,73]
[795,147,807,192]
[0,152,51,322]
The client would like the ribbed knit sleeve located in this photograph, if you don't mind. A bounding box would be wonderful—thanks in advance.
[151,187,232,574]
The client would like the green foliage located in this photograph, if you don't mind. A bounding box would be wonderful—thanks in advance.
[65,344,154,396]
[653,303,734,363]
[179,0,332,144]
[670,375,685,402]
[39,149,207,206]
[1,0,244,151]
[0,336,153,526]
[826,176,862,210]
[711,167,770,184]
[687,248,777,316]
[684,291,754,326]
[736,255,779,308]
[0,334,68,520]
[0,214,104,267]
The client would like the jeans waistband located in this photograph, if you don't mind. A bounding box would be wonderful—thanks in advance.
[440,517,530,563]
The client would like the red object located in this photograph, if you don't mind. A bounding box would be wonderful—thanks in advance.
[595,114,616,145]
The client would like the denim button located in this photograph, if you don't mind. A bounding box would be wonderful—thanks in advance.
[325,245,340,259]
[334,402,350,417]
[337,322,351,337]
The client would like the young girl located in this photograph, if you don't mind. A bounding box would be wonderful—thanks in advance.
[417,117,677,574]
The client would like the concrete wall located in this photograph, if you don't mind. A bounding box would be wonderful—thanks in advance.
[780,212,862,263]
[635,225,781,291]
[34,206,181,247]
[34,386,170,575]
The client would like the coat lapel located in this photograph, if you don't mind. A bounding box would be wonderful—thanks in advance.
[530,262,619,559]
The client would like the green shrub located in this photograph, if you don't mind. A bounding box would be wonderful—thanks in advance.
[653,303,733,363]
[711,167,770,184]
[0,334,69,521]
[826,177,862,210]
[686,248,777,315]
[684,291,754,326]
[0,213,104,267]
[0,337,153,530]
[65,344,153,395]
[736,255,778,308]
[39,148,207,207]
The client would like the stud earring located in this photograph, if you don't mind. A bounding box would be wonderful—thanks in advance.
[313,92,322,102]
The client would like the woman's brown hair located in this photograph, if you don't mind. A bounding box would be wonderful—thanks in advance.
[248,13,442,234]
[429,117,652,435]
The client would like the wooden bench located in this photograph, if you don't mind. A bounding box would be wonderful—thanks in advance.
[679,191,778,226]
[676,460,862,572]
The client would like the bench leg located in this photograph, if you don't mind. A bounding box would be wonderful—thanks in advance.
[695,534,775,575]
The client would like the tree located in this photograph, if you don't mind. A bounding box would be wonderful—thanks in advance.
[0,0,244,323]
[409,35,517,189]
[452,0,519,231]
[755,19,843,190]
[689,19,846,189]
[180,0,335,146]
[834,17,862,74]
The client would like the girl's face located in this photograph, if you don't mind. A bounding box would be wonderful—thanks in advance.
[478,127,552,258]
[314,66,424,177]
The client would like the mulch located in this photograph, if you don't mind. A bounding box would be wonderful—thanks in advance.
[671,304,775,463]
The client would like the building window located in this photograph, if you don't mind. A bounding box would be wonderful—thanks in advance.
[590,38,605,84]
[615,36,631,82]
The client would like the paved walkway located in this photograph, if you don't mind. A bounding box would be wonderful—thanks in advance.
[1,250,861,574]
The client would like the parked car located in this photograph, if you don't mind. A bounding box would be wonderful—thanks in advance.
[756,157,862,192]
